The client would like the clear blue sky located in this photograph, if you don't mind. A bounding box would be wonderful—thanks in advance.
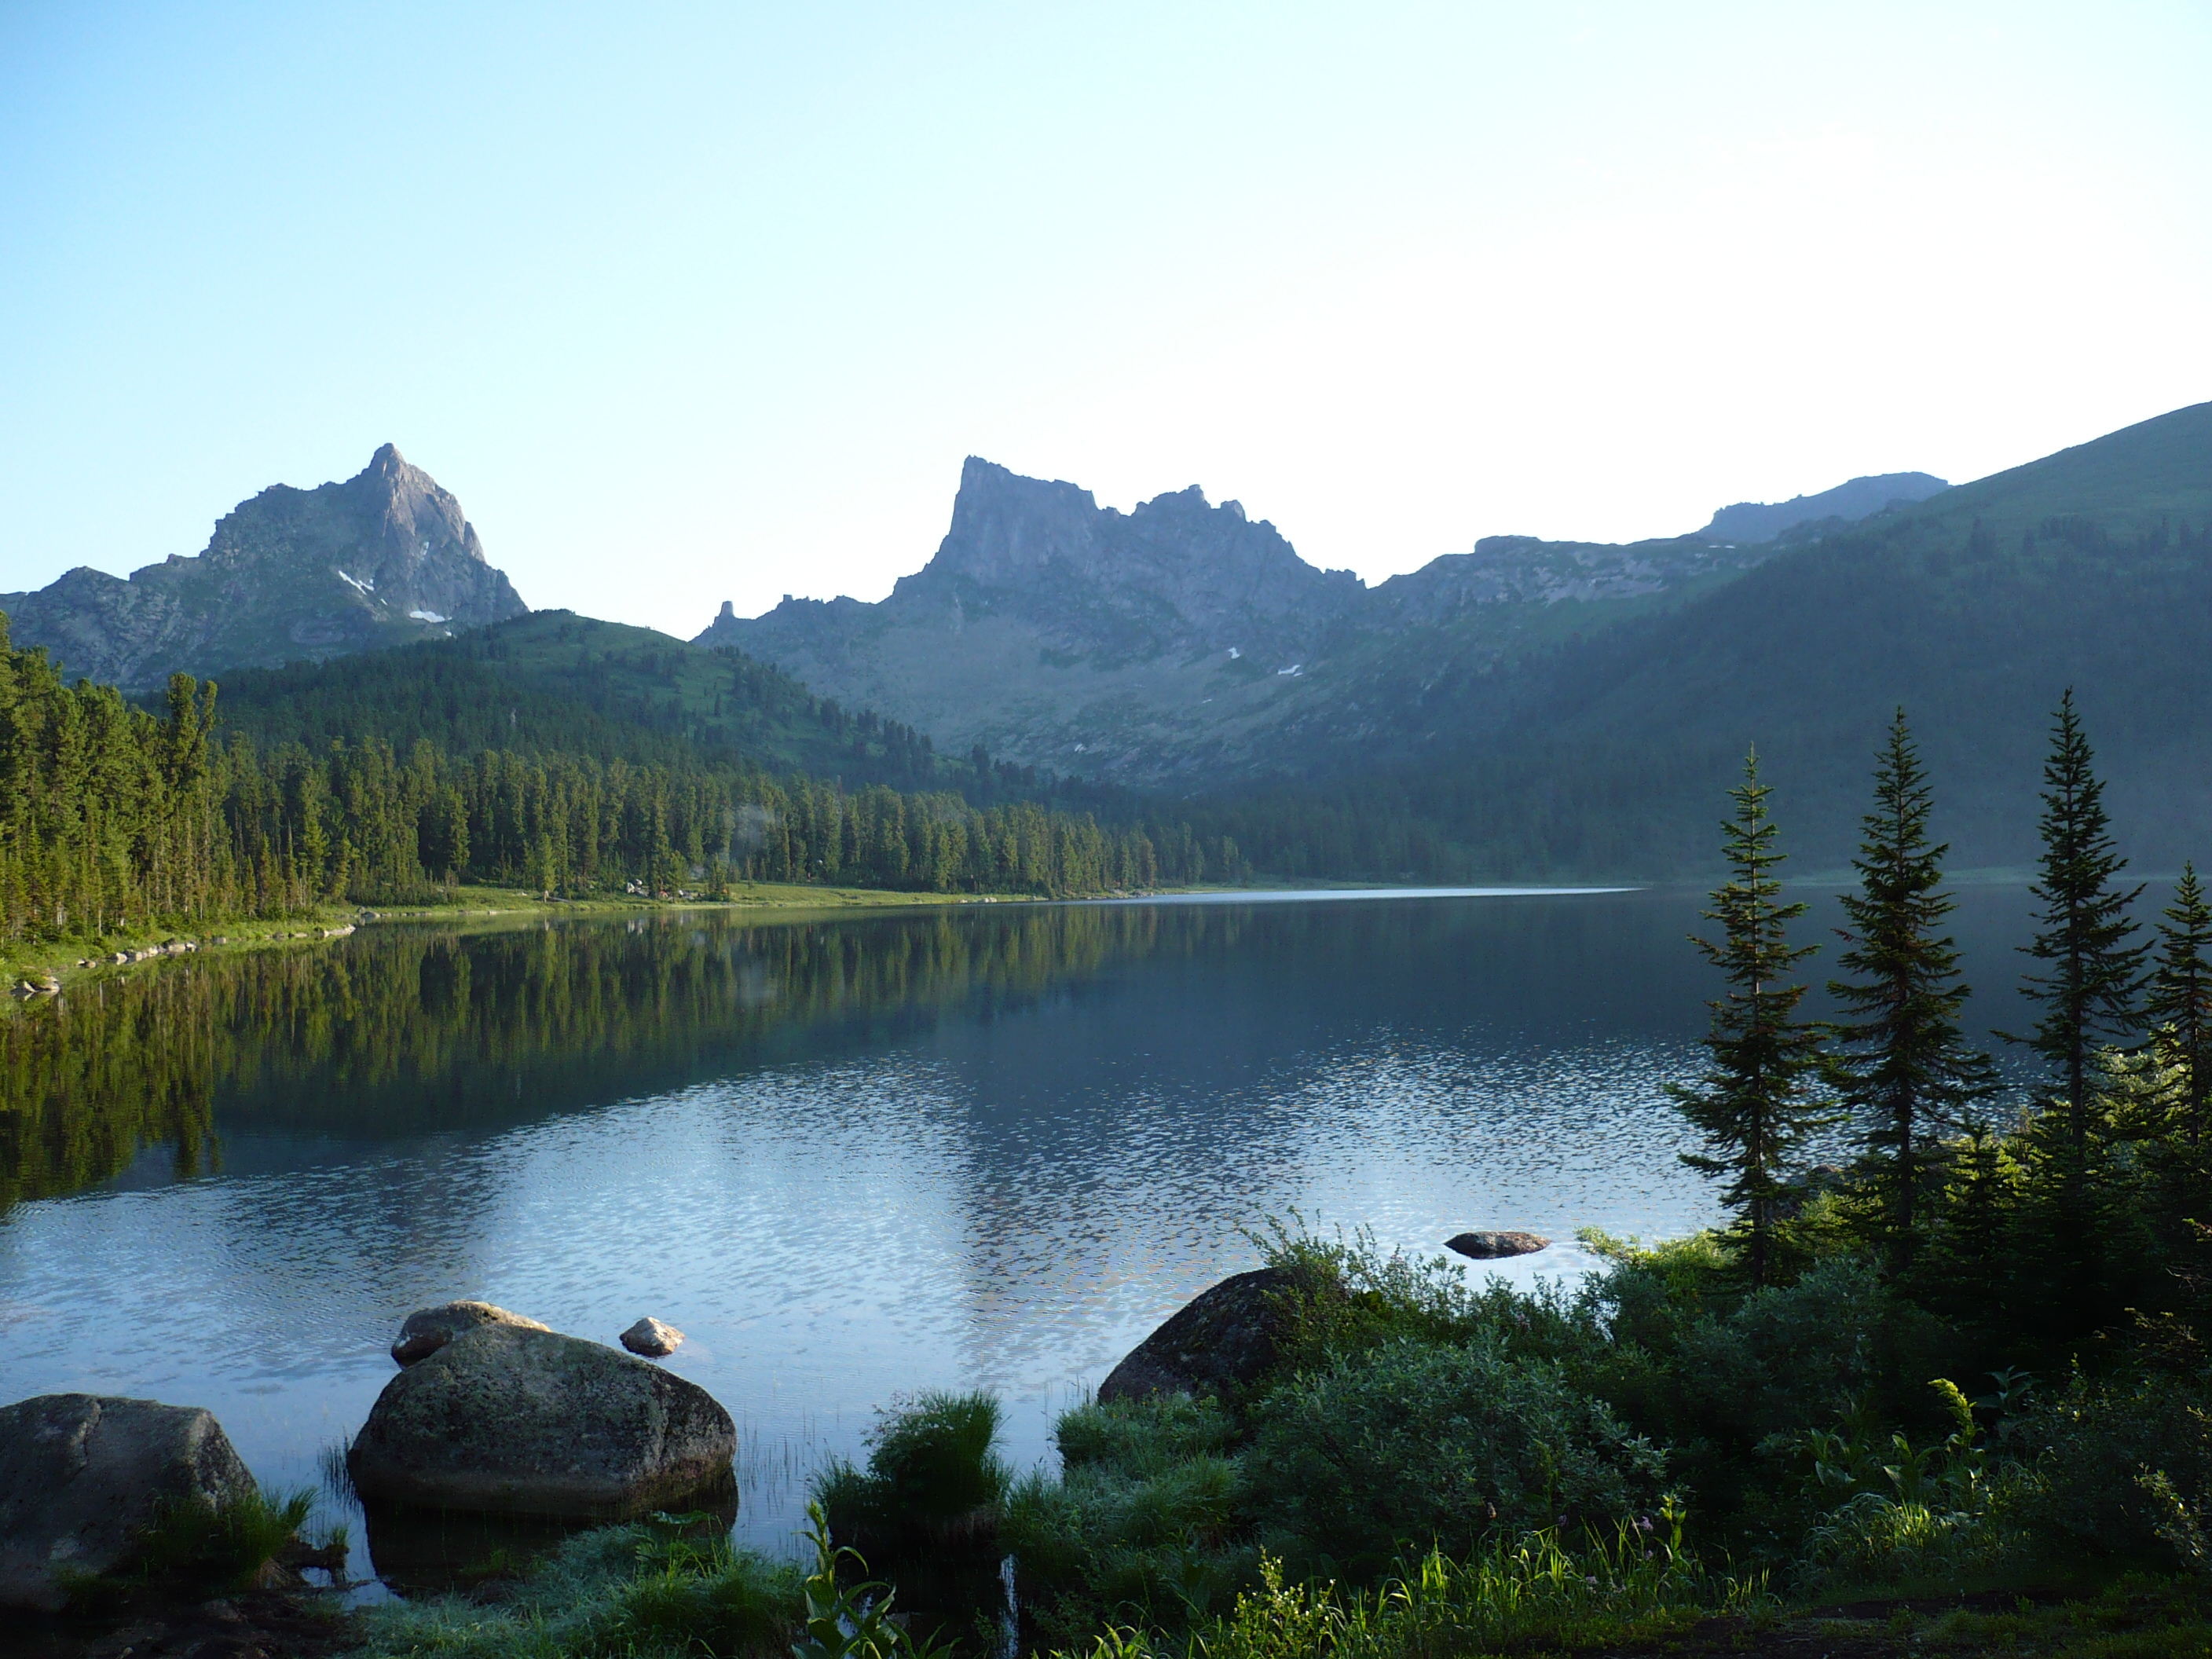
[3,2,2207,637]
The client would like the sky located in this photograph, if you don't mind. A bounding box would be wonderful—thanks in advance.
[2,2,2209,639]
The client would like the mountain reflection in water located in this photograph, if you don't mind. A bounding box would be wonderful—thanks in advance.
[0,887,2044,1570]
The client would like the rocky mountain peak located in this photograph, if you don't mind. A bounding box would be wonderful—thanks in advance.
[908,456,1359,654]
[0,445,525,688]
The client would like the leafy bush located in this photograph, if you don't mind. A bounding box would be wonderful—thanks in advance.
[1257,1221,1613,1382]
[2013,1371,2212,1570]
[1244,1335,1666,1580]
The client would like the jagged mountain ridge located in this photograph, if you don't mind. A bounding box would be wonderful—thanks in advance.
[0,445,527,688]
[698,456,1925,785]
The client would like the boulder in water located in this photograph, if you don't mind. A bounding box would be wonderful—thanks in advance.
[621,1317,684,1358]
[390,1300,551,1366]
[1445,1230,1550,1259]
[348,1324,734,1518]
[1098,1267,1315,1402]
[0,1393,256,1610]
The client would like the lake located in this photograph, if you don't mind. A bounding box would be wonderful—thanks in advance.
[0,884,2053,1580]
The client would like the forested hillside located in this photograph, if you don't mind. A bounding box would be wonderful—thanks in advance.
[0,615,1243,951]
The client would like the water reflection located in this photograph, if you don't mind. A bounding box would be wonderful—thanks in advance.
[0,886,2049,1573]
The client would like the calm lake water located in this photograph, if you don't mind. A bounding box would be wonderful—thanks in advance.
[0,884,2052,1579]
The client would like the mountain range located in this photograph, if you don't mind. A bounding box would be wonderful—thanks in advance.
[4,405,2207,881]
[0,444,526,688]
[695,457,1945,787]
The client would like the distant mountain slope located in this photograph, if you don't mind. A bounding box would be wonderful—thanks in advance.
[0,445,526,688]
[697,457,1811,786]
[1274,400,2212,878]
[1699,471,1949,544]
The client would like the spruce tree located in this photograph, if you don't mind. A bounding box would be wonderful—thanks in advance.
[2008,690,2145,1344]
[2014,690,2145,1162]
[1829,710,1995,1272]
[1670,751,1827,1288]
[2148,862,2212,1144]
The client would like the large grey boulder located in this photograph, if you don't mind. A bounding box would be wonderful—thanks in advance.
[349,1324,734,1518]
[1098,1267,1311,1403]
[390,1300,551,1365]
[0,1394,256,1610]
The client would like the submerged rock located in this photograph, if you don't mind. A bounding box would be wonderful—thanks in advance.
[348,1324,735,1518]
[1445,1230,1550,1259]
[620,1317,684,1358]
[390,1300,551,1366]
[1098,1267,1313,1403]
[0,1393,257,1610]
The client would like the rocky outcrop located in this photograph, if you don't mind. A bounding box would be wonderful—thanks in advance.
[0,1394,256,1610]
[1698,471,1949,544]
[348,1324,734,1518]
[1445,1230,1551,1260]
[0,444,527,690]
[620,1317,684,1358]
[1097,1267,1313,1403]
[390,1300,551,1366]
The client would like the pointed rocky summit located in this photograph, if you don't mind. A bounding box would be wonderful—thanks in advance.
[0,445,528,688]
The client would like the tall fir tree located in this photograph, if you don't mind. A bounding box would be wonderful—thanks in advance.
[1829,710,1996,1273]
[2014,690,2145,1159]
[2008,690,2146,1346]
[2148,862,2212,1145]
[1670,750,1828,1288]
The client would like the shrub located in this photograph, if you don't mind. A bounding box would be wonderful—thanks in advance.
[1244,1336,1666,1581]
[2013,1371,2212,1571]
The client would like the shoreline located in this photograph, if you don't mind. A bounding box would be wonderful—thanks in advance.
[2,876,1639,1003]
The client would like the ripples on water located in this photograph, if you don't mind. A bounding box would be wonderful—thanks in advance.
[0,885,2047,1569]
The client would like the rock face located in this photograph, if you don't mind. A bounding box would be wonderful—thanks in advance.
[390,1300,551,1366]
[1445,1230,1551,1260]
[620,1317,684,1358]
[348,1324,734,1518]
[0,1394,256,1610]
[1098,1267,1307,1403]
[0,444,527,690]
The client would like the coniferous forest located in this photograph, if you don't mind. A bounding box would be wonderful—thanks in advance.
[0,614,1244,949]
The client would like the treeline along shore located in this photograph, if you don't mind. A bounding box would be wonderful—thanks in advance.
[0,614,1248,951]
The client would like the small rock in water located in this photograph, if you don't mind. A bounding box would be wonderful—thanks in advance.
[621,1317,684,1357]
[390,1301,551,1366]
[1445,1229,1551,1260]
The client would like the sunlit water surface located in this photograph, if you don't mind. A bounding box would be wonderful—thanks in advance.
[0,885,2048,1578]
